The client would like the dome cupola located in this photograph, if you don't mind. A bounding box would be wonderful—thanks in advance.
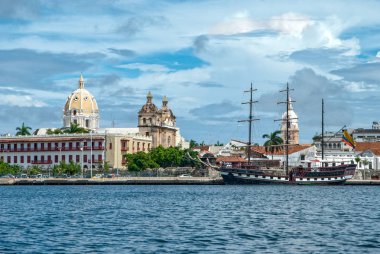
[63,74,100,129]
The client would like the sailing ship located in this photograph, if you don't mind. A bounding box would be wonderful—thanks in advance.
[218,83,356,185]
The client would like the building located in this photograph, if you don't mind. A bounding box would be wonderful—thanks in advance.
[138,92,177,148]
[0,74,188,171]
[280,99,299,145]
[0,133,105,171]
[63,74,100,129]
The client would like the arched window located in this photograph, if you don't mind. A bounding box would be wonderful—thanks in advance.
[143,118,146,124]
[168,136,171,146]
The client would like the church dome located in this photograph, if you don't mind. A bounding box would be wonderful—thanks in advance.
[281,98,298,129]
[63,74,100,129]
[64,74,98,114]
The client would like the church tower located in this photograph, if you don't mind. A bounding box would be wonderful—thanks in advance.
[63,74,100,129]
[138,92,177,148]
[281,98,299,145]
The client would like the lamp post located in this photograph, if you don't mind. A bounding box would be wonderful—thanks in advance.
[90,130,93,178]
[80,141,84,178]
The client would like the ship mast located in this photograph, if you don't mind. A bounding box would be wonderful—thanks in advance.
[238,83,259,165]
[322,99,324,161]
[277,83,296,175]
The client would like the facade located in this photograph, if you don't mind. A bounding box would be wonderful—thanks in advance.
[280,99,299,145]
[138,92,177,148]
[0,134,105,170]
[63,74,100,129]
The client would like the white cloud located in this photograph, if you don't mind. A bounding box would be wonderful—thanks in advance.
[117,63,170,72]
[0,94,46,107]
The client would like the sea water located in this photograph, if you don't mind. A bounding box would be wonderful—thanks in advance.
[0,185,379,253]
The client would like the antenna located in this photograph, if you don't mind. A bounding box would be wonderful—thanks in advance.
[275,83,298,175]
[238,82,259,165]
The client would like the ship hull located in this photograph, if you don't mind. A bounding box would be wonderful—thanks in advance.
[219,164,356,185]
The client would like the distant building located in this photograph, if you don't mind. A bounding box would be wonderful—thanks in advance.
[138,92,177,148]
[280,99,299,145]
[0,75,188,171]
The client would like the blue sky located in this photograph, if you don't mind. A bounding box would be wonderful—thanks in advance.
[1,0,380,144]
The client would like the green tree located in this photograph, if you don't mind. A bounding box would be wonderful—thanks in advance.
[16,123,32,136]
[262,130,283,160]
[27,165,42,175]
[47,128,64,135]
[214,141,224,146]
[125,152,159,171]
[64,123,89,134]
[189,139,198,149]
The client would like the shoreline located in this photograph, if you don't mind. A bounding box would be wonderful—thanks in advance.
[1,178,380,186]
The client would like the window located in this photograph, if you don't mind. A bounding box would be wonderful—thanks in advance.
[55,155,58,163]
[307,178,310,181]
[314,178,318,181]
[86,119,89,128]
[69,155,73,162]
[300,155,305,161]
[300,178,303,180]
[146,132,149,136]
[84,155,87,163]
[41,143,44,150]
[76,155,80,163]
[62,155,66,162]
[41,156,45,162]
[21,156,24,163]
[109,143,112,150]
[14,156,17,163]
[143,118,146,124]
[7,156,11,163]
[47,155,51,162]
[98,154,102,162]
[27,156,31,163]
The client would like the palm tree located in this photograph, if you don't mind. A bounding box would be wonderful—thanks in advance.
[262,130,283,160]
[15,123,32,136]
[64,123,89,134]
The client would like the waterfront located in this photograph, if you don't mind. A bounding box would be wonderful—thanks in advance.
[0,186,379,253]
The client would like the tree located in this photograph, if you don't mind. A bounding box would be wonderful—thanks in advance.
[16,123,32,136]
[189,140,198,149]
[47,128,64,135]
[262,130,284,160]
[312,133,322,143]
[214,141,224,146]
[64,123,89,134]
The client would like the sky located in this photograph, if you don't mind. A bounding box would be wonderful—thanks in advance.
[1,0,380,145]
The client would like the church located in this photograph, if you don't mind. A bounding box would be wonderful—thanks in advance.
[0,74,188,172]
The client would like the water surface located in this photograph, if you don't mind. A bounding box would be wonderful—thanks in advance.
[0,185,379,253]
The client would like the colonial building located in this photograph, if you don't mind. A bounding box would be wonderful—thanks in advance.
[63,74,100,129]
[0,75,189,171]
[281,99,299,145]
[138,92,177,148]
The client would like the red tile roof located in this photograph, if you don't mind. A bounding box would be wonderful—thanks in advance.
[252,144,313,155]
[216,156,246,163]
[355,142,380,155]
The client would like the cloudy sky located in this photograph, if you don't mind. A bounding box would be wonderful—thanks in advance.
[1,0,380,144]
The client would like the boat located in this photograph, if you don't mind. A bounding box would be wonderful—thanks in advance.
[218,83,356,185]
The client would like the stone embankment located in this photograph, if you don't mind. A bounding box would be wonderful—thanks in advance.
[0,177,224,185]
[1,178,380,185]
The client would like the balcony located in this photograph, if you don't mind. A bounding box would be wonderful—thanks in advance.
[121,147,129,152]
[0,146,104,153]
[31,160,53,165]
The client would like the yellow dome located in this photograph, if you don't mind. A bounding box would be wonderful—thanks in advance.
[64,75,98,114]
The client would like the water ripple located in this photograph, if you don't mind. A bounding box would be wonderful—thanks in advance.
[0,185,380,253]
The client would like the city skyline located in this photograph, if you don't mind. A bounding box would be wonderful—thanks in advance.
[1,0,380,144]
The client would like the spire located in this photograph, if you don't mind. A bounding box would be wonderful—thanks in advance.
[79,73,84,89]
[162,96,168,108]
[147,91,153,103]
[289,97,294,110]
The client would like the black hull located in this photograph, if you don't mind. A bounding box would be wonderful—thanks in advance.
[219,164,356,185]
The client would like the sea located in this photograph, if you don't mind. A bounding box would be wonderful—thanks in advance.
[0,185,379,253]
